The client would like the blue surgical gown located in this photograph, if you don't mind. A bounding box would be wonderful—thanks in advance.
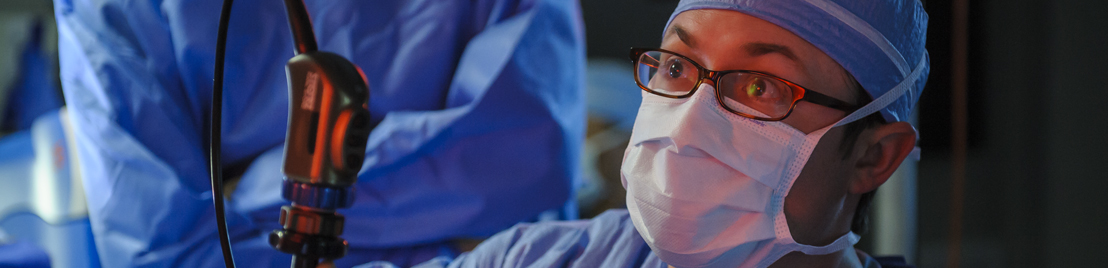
[53,0,585,267]
[380,210,909,268]
[0,240,51,268]
[2,20,63,132]
[426,210,665,268]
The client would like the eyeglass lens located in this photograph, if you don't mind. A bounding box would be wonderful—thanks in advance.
[635,50,798,119]
[636,50,700,96]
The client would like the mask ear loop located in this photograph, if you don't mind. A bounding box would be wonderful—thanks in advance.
[761,56,929,266]
[759,56,929,268]
[833,56,929,128]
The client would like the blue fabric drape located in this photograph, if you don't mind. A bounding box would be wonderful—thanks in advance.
[54,0,585,266]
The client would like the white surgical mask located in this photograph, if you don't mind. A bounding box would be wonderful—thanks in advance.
[621,83,860,268]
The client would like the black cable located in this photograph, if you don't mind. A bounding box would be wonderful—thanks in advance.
[210,0,236,267]
[283,0,317,54]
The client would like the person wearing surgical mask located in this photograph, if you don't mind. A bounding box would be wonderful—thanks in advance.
[364,0,930,267]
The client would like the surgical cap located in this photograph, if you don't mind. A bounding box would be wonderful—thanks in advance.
[665,0,930,123]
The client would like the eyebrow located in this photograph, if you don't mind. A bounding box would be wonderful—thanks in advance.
[671,25,696,48]
[743,42,800,63]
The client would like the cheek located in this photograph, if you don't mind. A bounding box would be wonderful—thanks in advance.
[783,129,851,244]
[783,168,837,244]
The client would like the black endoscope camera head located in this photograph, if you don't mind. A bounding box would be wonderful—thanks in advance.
[210,1,372,268]
[283,52,371,188]
[270,51,371,268]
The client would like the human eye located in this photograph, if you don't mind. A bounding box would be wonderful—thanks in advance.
[662,57,689,80]
[740,77,784,102]
[639,51,698,95]
[718,72,797,118]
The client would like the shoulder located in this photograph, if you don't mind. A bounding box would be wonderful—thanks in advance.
[451,209,656,268]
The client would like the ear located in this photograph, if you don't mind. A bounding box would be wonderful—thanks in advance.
[849,122,917,194]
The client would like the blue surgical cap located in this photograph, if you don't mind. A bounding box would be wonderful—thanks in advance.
[665,0,930,123]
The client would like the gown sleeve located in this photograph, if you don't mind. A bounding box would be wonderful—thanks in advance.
[339,0,586,247]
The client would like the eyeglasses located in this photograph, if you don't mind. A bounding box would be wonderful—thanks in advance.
[629,48,861,121]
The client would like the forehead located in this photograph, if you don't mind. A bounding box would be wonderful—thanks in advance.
[664,9,853,100]
[669,10,807,51]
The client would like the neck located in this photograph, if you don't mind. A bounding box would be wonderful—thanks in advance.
[766,247,863,268]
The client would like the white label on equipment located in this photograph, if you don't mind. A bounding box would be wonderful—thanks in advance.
[301,71,320,111]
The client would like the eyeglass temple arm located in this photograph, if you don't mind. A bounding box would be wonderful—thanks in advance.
[801,90,862,113]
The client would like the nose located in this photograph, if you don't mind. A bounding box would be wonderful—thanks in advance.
[634,83,722,154]
[699,71,718,88]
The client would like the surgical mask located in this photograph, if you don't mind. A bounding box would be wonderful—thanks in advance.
[621,83,860,268]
